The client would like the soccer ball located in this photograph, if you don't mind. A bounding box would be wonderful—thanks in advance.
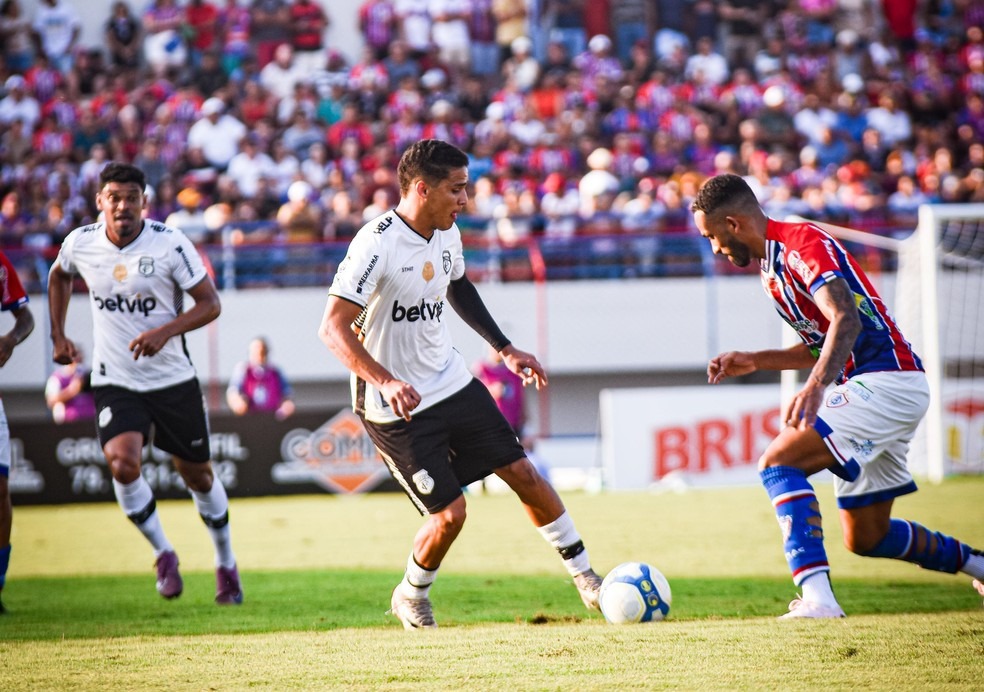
[598,562,672,624]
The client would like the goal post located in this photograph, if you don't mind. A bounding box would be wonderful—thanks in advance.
[784,207,984,482]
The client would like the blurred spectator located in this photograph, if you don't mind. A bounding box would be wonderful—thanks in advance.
[684,36,728,87]
[492,0,528,65]
[395,0,432,60]
[217,0,251,78]
[141,0,187,76]
[429,0,471,80]
[31,0,81,74]
[44,351,95,424]
[718,0,764,71]
[226,133,276,198]
[0,76,39,134]
[578,146,619,216]
[865,90,912,149]
[259,42,305,101]
[473,343,526,439]
[103,1,141,71]
[277,179,322,242]
[467,0,498,81]
[166,186,211,244]
[250,0,291,69]
[0,190,31,248]
[290,0,330,79]
[185,0,220,67]
[359,0,398,61]
[226,337,295,420]
[545,0,586,63]
[501,36,540,93]
[610,1,649,67]
[187,97,246,172]
[1,0,35,73]
[573,34,623,84]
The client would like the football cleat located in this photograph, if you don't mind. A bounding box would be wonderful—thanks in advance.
[779,596,846,619]
[573,569,603,611]
[155,550,183,599]
[215,564,244,605]
[389,587,437,629]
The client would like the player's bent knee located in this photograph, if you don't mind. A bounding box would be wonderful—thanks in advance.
[495,457,539,487]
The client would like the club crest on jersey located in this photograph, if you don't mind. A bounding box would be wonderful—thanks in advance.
[442,250,452,274]
[422,261,435,281]
[113,264,127,282]
[138,257,155,276]
[787,251,813,283]
[826,390,849,408]
[412,469,435,495]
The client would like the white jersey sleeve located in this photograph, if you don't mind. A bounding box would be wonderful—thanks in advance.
[57,220,210,391]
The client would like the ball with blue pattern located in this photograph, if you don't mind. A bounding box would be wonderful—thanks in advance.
[598,561,672,624]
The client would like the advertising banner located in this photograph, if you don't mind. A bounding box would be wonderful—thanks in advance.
[600,385,782,490]
[9,409,397,505]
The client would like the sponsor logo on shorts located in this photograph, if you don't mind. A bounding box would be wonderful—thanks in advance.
[847,436,874,459]
[98,406,113,428]
[412,469,435,495]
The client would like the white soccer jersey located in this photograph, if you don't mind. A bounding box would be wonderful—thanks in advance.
[56,220,209,391]
[329,210,472,423]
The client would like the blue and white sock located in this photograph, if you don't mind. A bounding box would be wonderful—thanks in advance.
[761,466,830,586]
[862,519,984,578]
[190,479,236,569]
[113,477,173,555]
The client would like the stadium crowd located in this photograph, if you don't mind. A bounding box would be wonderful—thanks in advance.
[2,0,984,288]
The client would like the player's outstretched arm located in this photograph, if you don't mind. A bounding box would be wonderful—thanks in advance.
[129,276,221,359]
[318,295,420,420]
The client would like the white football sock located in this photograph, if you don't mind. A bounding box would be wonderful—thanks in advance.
[399,553,438,599]
[537,511,592,577]
[801,571,840,608]
[113,477,173,555]
[190,479,236,569]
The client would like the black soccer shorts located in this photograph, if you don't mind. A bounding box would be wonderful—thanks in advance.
[361,378,526,514]
[93,378,212,462]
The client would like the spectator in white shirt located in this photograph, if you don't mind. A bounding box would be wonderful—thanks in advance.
[187,97,247,171]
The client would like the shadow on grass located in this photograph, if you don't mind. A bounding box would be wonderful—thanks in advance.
[1,570,979,641]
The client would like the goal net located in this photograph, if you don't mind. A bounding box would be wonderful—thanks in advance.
[786,206,984,482]
[895,205,984,481]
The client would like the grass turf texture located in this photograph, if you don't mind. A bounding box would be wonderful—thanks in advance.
[3,477,983,689]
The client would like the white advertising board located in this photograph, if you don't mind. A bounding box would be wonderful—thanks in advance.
[600,385,782,490]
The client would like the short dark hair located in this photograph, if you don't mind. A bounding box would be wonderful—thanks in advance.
[690,173,759,217]
[99,162,147,190]
[397,139,469,196]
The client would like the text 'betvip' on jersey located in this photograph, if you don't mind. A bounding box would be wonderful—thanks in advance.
[93,294,157,316]
[391,299,444,323]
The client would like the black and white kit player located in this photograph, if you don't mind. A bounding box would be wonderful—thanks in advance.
[48,162,242,604]
[320,139,604,629]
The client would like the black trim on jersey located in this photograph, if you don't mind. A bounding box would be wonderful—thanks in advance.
[446,276,511,352]
[392,210,432,242]
[355,377,367,416]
